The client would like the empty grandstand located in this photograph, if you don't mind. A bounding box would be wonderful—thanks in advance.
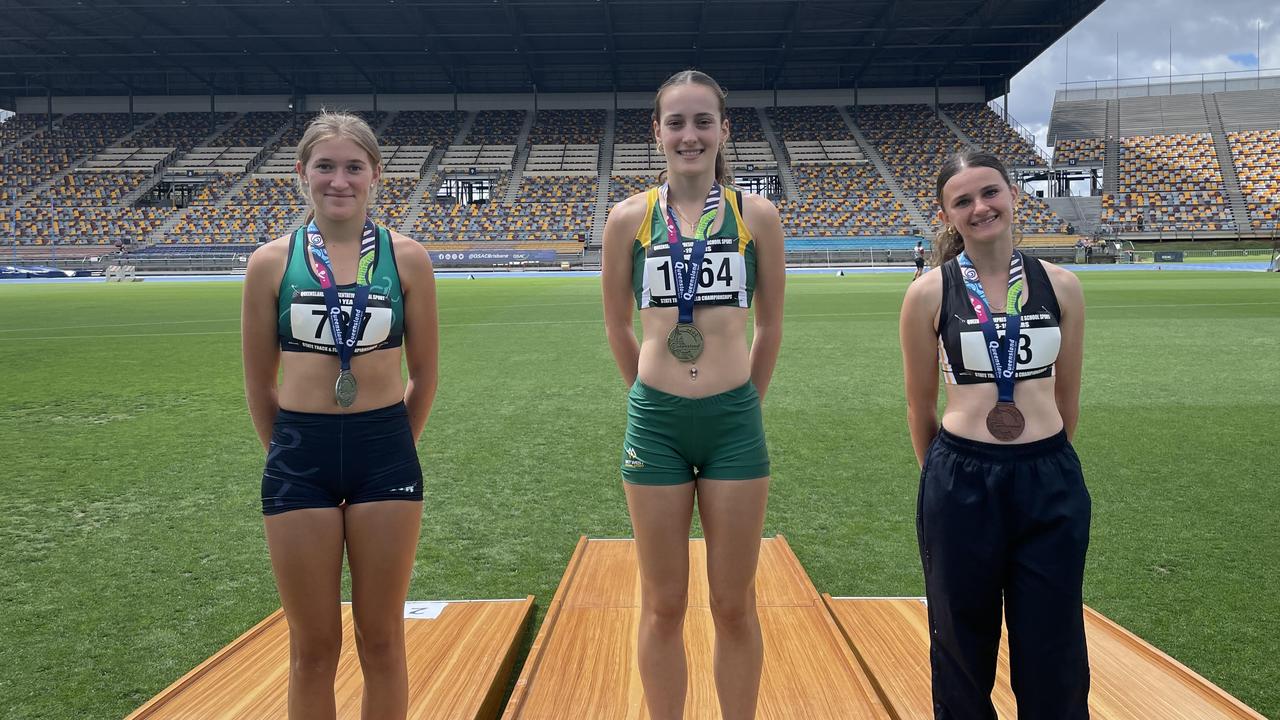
[14,79,1278,268]
[1,97,1094,266]
[1046,77,1280,239]
[1,0,1128,272]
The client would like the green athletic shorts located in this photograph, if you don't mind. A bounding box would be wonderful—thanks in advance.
[621,379,770,485]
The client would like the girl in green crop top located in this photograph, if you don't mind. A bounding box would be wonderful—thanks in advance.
[240,111,438,719]
[601,70,786,720]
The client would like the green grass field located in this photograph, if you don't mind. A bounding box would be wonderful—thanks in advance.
[1,269,1277,719]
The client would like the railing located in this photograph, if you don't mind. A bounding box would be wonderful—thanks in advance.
[1125,248,1276,263]
[984,101,1053,166]
[2,248,592,275]
[1100,225,1280,241]
[1056,68,1280,102]
[782,246,1079,268]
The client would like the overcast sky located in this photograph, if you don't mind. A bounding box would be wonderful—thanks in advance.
[1007,0,1280,148]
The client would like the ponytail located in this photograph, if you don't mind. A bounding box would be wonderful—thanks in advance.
[933,224,963,265]
[714,143,731,187]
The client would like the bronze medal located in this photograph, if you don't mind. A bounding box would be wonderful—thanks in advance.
[667,323,704,362]
[986,401,1025,441]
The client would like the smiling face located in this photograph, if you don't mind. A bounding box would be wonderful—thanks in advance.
[296,136,380,223]
[937,165,1019,245]
[652,82,729,180]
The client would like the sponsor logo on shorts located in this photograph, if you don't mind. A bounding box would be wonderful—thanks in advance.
[391,484,418,493]
[624,446,644,469]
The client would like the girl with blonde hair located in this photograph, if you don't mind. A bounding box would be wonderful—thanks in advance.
[241,111,439,720]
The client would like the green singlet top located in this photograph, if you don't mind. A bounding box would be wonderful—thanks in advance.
[631,186,757,309]
[276,224,405,354]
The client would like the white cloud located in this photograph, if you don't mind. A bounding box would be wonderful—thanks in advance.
[1007,0,1280,149]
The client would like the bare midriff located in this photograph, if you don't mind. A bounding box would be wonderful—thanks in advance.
[278,348,405,413]
[637,304,750,398]
[940,376,1063,443]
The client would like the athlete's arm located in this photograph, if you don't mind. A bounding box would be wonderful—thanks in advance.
[396,233,439,443]
[900,269,943,467]
[1047,264,1084,441]
[602,194,645,386]
[743,193,785,400]
[241,238,287,451]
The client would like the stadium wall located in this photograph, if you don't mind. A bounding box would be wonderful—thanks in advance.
[13,87,986,115]
[1056,73,1280,102]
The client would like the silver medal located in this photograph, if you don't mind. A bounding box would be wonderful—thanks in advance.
[335,370,358,407]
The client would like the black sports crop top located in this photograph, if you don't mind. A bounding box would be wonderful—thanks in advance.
[937,255,1062,385]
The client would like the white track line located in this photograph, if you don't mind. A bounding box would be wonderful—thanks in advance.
[4,301,1277,340]
[0,318,239,333]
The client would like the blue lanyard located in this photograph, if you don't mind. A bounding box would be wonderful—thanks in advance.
[659,183,721,324]
[304,218,378,373]
[957,250,1024,403]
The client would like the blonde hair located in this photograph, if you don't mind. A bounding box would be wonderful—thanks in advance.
[296,111,382,223]
[653,70,732,187]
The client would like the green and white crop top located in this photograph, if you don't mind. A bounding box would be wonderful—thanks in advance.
[631,186,757,309]
[276,224,405,354]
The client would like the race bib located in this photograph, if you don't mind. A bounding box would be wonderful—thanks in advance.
[644,250,745,302]
[958,325,1060,377]
[288,290,393,351]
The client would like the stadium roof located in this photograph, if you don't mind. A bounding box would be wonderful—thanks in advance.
[0,0,1103,102]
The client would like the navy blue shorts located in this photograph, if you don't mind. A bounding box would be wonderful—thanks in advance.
[261,402,423,516]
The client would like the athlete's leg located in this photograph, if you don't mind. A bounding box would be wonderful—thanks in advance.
[345,499,423,720]
[918,434,1005,720]
[265,508,346,720]
[697,476,769,720]
[1004,447,1091,719]
[625,481,696,720]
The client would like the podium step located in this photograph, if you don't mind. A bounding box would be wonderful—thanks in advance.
[823,596,1266,720]
[502,536,891,719]
[127,598,533,719]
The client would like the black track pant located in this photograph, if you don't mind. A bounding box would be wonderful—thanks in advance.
[917,428,1092,720]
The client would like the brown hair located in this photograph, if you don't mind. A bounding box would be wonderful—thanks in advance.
[296,110,382,223]
[652,70,732,187]
[932,149,1017,264]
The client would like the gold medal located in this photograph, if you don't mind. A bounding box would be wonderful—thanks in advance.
[667,323,704,362]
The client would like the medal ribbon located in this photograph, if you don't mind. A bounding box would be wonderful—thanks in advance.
[304,218,378,375]
[660,182,722,324]
[957,250,1024,403]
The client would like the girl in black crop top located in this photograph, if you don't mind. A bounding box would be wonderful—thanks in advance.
[899,150,1091,719]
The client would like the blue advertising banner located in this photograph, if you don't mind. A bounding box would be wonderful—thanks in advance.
[0,265,82,278]
[429,250,558,265]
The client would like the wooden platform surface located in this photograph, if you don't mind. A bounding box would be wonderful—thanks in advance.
[127,597,533,720]
[823,596,1265,720]
[502,536,891,719]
